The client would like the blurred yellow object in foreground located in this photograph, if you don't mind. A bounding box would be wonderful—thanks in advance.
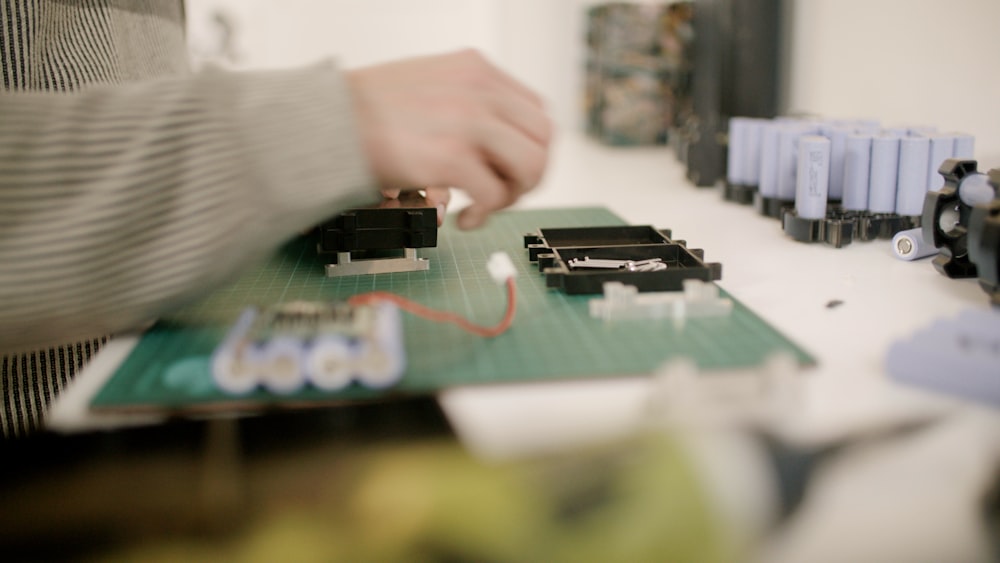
[104,434,733,563]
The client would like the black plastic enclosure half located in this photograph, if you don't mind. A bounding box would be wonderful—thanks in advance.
[319,206,438,254]
[524,225,721,295]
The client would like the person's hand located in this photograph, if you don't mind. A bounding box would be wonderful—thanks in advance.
[380,187,451,226]
[348,49,553,230]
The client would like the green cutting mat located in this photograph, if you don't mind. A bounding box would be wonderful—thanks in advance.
[92,207,814,412]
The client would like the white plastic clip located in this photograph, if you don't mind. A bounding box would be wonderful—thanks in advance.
[589,279,733,322]
[487,251,518,284]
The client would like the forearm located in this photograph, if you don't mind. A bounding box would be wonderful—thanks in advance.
[0,62,376,353]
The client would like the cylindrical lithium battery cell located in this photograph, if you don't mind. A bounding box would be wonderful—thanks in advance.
[868,134,901,213]
[842,134,873,211]
[953,134,975,159]
[853,124,881,136]
[776,125,815,200]
[727,117,748,185]
[908,126,937,136]
[852,119,881,132]
[357,303,406,389]
[892,227,937,261]
[895,136,930,216]
[926,134,955,191]
[794,136,831,220]
[307,336,355,391]
[882,127,909,138]
[742,118,765,186]
[827,126,852,200]
[211,308,260,395]
[212,344,259,395]
[757,121,781,198]
[258,337,307,394]
[959,172,996,207]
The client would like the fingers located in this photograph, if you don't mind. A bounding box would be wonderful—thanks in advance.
[466,113,548,201]
[450,54,550,227]
[350,49,553,231]
[422,186,451,226]
[459,50,552,148]
[376,196,401,210]
[490,89,553,148]
[422,186,451,207]
[463,49,547,113]
[445,159,507,230]
[380,187,451,227]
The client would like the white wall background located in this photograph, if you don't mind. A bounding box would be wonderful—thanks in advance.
[186,0,587,128]
[187,0,1000,163]
[783,0,1000,164]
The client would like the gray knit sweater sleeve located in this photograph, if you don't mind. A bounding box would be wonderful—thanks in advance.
[0,8,377,353]
[1,66,377,352]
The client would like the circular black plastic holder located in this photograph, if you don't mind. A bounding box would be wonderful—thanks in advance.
[871,214,921,240]
[782,209,855,248]
[723,182,757,205]
[755,194,793,219]
[968,169,1000,305]
[922,159,994,279]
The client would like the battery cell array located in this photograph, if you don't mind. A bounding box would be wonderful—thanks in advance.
[211,301,406,396]
[723,116,1000,304]
[723,116,976,248]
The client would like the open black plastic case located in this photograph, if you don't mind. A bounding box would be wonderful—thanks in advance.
[524,225,722,294]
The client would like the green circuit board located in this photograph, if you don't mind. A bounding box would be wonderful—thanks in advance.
[92,207,814,412]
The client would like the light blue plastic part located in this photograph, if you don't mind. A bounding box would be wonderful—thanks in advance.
[887,309,1000,407]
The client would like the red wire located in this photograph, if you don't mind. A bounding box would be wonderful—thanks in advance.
[347,278,517,338]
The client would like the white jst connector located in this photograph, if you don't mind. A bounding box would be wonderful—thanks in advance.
[486,251,518,284]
